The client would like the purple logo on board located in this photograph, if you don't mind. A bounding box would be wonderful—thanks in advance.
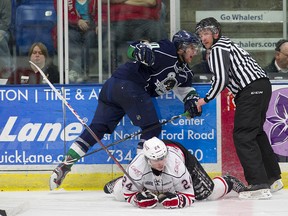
[264,88,288,157]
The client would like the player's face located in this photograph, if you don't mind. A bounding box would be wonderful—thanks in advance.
[149,158,167,171]
[198,29,216,49]
[181,44,200,64]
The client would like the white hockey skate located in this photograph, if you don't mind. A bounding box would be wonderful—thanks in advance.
[49,157,72,190]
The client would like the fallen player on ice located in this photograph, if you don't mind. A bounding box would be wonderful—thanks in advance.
[103,137,246,208]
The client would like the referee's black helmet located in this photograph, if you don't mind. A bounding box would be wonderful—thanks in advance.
[195,17,222,36]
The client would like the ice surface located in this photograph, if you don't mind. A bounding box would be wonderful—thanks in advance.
[0,189,288,216]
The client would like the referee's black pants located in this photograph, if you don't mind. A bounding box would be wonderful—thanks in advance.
[233,78,281,185]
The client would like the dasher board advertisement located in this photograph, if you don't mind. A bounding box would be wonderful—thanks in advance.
[0,85,217,165]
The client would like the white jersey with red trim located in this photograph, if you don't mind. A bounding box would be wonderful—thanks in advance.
[122,146,195,207]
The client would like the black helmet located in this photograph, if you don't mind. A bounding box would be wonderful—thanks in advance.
[195,17,221,35]
[172,30,201,50]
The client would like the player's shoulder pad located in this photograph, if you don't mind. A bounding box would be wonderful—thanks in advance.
[127,153,149,180]
[165,149,187,177]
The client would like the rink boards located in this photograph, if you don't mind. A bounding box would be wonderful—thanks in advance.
[0,83,287,190]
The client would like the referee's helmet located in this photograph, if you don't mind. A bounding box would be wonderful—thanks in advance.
[195,17,222,36]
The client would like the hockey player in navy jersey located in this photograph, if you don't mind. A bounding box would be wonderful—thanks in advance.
[103,137,245,209]
[49,30,203,190]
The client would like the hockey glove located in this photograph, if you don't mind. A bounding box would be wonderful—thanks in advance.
[184,94,202,118]
[134,190,158,208]
[158,192,186,209]
[133,43,155,66]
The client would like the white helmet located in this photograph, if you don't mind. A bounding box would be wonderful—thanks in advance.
[143,137,168,160]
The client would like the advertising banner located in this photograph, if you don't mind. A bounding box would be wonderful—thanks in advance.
[0,84,217,166]
[221,84,288,183]
[264,84,288,162]
[196,11,283,23]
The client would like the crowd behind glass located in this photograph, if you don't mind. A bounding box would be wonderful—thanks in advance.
[0,0,287,85]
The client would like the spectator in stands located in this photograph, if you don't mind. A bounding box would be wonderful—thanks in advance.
[264,39,288,73]
[10,42,59,84]
[0,0,12,79]
[53,0,98,83]
[53,0,167,82]
[103,0,168,70]
[109,0,167,42]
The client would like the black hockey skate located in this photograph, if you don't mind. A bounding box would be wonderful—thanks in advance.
[223,175,245,193]
[0,209,7,216]
[49,156,72,190]
[239,184,272,200]
[103,176,123,194]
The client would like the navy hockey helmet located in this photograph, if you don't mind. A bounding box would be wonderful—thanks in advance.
[172,30,201,51]
[195,17,222,36]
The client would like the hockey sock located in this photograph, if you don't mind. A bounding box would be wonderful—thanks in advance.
[63,148,82,168]
[63,143,85,168]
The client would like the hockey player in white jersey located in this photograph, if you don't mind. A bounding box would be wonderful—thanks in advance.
[104,137,245,208]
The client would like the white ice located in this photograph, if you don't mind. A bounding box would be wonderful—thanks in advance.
[0,189,288,216]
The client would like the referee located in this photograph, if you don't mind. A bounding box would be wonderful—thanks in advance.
[195,17,282,200]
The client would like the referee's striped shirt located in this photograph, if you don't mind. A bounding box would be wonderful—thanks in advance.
[204,36,267,103]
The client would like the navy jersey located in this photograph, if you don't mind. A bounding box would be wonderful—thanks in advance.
[112,39,195,99]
